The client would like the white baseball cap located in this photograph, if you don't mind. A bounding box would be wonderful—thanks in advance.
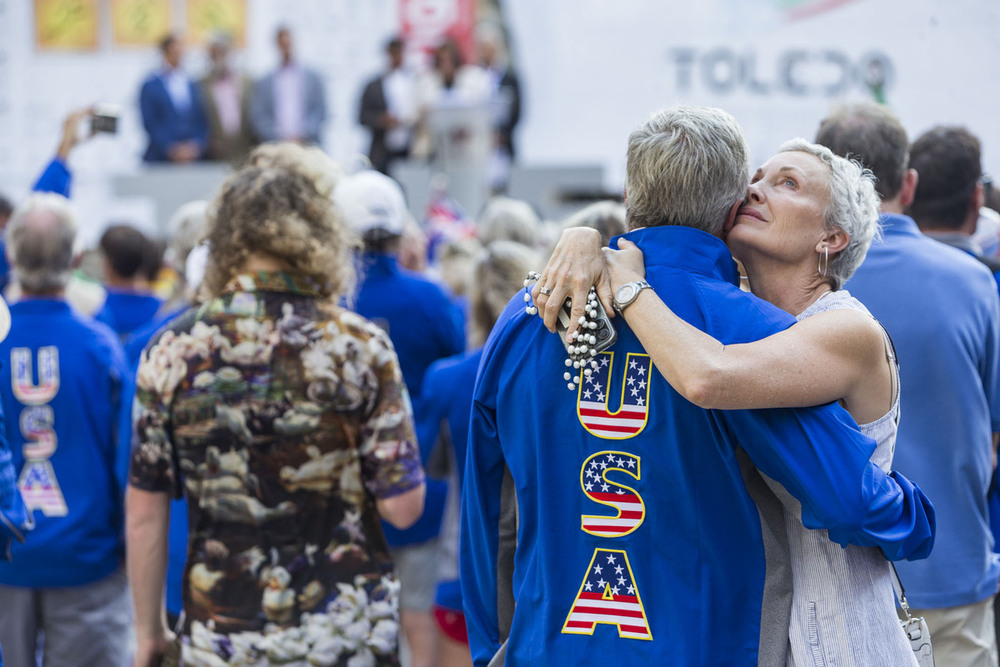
[333,171,408,238]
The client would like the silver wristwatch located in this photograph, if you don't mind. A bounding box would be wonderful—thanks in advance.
[612,280,651,313]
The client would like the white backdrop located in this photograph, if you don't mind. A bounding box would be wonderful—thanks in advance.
[506,0,1000,191]
[1,0,998,244]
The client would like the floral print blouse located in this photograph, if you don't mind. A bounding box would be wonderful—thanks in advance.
[130,271,425,666]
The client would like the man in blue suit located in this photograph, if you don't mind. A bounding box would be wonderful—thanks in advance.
[139,34,208,163]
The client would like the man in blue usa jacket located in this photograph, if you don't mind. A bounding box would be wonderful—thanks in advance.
[461,107,935,666]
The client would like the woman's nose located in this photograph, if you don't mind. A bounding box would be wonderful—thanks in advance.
[746,184,763,202]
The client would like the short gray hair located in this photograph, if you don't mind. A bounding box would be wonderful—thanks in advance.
[562,201,627,247]
[6,193,77,294]
[625,107,750,234]
[778,138,880,290]
[478,196,540,247]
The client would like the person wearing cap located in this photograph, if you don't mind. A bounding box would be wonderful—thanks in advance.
[335,170,465,667]
[0,193,133,666]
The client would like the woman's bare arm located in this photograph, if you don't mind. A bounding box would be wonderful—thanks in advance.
[605,240,889,418]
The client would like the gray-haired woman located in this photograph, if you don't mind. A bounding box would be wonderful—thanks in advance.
[534,139,919,665]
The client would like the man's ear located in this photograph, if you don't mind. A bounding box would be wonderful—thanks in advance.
[722,199,742,236]
[899,168,919,208]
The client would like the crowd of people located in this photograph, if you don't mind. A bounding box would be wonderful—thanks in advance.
[0,23,998,667]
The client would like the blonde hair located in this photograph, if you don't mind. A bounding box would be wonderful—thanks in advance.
[200,166,357,300]
[469,240,540,346]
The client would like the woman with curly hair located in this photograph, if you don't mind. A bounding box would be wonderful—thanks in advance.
[127,158,425,667]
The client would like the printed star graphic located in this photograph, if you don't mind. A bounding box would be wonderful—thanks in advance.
[597,578,607,589]
[618,576,626,586]
[629,359,637,369]
[584,581,593,591]
[616,457,625,467]
[639,380,646,390]
[612,586,620,595]
[594,564,603,575]
[615,564,624,574]
[637,365,646,376]
[599,460,608,470]
[627,585,635,595]
[585,482,593,491]
[627,376,635,386]
[615,488,625,495]
[606,554,616,564]
[637,397,645,406]
[627,458,636,469]
[583,389,592,399]
[606,453,616,462]
[630,387,639,397]
[597,391,605,402]
[601,482,610,492]
[600,357,610,367]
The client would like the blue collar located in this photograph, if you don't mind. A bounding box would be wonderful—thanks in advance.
[10,298,71,315]
[611,226,739,286]
[877,212,922,239]
[360,253,400,276]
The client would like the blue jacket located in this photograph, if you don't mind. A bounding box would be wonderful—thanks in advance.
[139,72,209,162]
[354,253,465,547]
[847,213,1000,609]
[461,225,935,666]
[95,291,165,344]
[0,299,133,587]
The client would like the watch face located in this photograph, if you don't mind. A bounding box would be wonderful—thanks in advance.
[616,283,637,304]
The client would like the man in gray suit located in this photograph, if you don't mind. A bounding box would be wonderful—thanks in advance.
[251,26,327,146]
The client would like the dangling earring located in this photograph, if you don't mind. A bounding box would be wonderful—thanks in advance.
[818,246,829,277]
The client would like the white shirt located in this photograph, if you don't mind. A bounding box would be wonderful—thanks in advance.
[382,68,416,152]
[274,64,304,141]
[162,68,191,112]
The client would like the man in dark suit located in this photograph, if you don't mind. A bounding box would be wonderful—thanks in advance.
[359,37,416,175]
[251,26,328,146]
[139,34,208,163]
[477,25,522,190]
[199,32,256,163]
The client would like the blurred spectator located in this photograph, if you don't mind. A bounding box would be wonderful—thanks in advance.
[477,196,540,248]
[199,32,256,163]
[435,236,483,307]
[139,34,208,163]
[907,126,1000,288]
[0,193,132,667]
[561,200,627,248]
[94,224,165,345]
[418,240,539,667]
[251,26,327,145]
[127,163,425,667]
[819,103,1000,667]
[335,170,465,667]
[411,40,490,161]
[359,36,417,175]
[476,24,522,191]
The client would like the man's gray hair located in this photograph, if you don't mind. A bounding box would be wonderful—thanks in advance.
[625,107,750,234]
[6,193,77,294]
[478,196,540,248]
[778,138,880,290]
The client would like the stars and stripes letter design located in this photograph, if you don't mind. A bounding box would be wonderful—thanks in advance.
[580,450,645,538]
[12,347,59,405]
[563,548,652,640]
[19,460,67,516]
[577,352,651,439]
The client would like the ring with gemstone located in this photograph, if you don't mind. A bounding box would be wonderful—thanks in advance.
[539,287,552,296]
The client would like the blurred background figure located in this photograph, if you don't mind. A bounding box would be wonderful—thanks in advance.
[199,31,256,163]
[477,196,540,249]
[476,23,522,193]
[560,200,627,248]
[418,239,539,667]
[335,169,465,667]
[0,193,132,667]
[94,223,165,345]
[139,33,208,163]
[127,160,425,667]
[251,26,328,146]
[359,36,417,176]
